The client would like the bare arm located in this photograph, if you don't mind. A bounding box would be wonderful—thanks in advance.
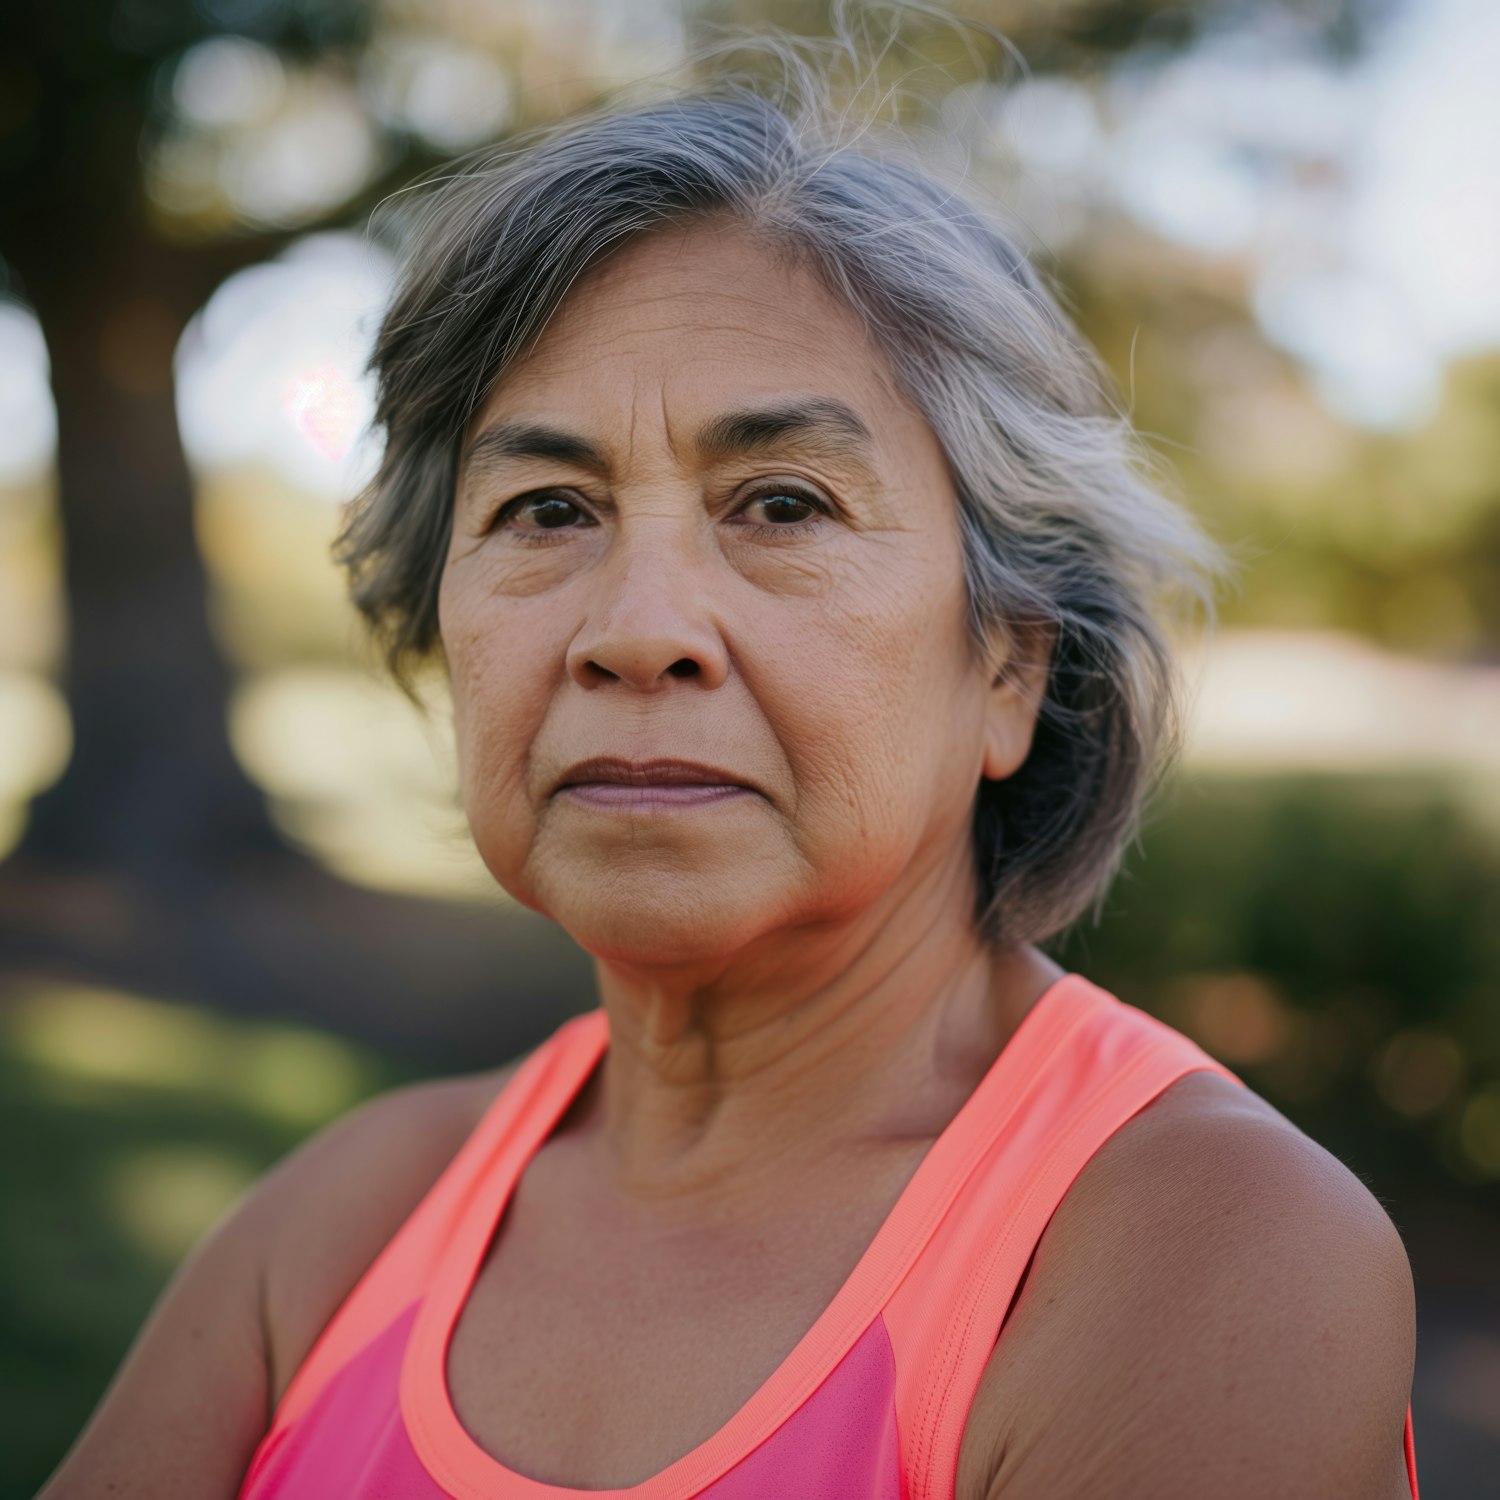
[35,1065,515,1500]
[961,1074,1417,1500]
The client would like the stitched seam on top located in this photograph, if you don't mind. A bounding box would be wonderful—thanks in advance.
[875,1314,909,1500]
[894,1002,1122,1494]
[912,1042,1180,1499]
[408,1365,487,1500]
[916,1049,1241,1499]
[403,1023,608,1500]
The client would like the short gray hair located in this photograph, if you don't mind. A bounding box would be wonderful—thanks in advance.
[333,12,1236,949]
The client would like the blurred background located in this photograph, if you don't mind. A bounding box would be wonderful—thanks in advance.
[1,0,1497,1494]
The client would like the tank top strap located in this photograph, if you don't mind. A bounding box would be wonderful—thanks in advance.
[882,974,1244,1500]
[266,1009,610,1438]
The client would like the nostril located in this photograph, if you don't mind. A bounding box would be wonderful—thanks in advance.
[667,659,699,679]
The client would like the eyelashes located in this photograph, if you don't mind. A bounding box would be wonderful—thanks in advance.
[484,483,835,545]
[487,491,584,536]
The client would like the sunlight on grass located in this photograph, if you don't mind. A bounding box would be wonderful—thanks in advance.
[107,1146,262,1264]
[0,977,403,1268]
[3,978,378,1126]
[235,1025,371,1128]
[0,971,424,1497]
[6,984,223,1092]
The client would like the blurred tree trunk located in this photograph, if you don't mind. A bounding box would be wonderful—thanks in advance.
[13,227,287,879]
[2,17,290,882]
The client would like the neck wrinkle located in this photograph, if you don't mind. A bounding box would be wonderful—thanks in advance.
[581,841,1018,1207]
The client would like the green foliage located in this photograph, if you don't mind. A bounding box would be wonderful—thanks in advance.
[1069,258,1500,661]
[1053,770,1500,1191]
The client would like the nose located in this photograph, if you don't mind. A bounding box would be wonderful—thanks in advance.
[565,520,731,692]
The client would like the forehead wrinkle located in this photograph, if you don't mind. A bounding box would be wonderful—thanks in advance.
[581,315,813,369]
[579,248,801,321]
[549,262,856,363]
[517,255,880,396]
[658,378,681,471]
[470,237,930,496]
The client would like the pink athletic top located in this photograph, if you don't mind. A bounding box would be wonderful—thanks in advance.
[237,972,1419,1499]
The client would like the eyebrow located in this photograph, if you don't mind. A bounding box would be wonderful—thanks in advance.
[458,396,878,488]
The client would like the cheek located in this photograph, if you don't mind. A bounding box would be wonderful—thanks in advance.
[443,559,547,738]
[440,574,554,884]
[762,549,982,862]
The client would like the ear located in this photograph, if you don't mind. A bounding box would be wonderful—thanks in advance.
[981,617,1057,782]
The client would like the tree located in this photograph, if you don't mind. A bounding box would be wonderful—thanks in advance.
[3,1,382,880]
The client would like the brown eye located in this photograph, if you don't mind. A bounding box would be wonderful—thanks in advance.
[527,495,585,528]
[493,491,592,534]
[737,485,830,530]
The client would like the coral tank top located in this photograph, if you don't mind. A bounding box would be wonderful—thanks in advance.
[237,972,1419,1499]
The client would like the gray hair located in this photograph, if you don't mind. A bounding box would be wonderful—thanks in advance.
[333,9,1237,949]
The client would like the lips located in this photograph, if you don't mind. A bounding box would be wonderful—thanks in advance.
[553,757,756,795]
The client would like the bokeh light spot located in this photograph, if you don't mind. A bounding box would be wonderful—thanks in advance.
[107,1146,260,1265]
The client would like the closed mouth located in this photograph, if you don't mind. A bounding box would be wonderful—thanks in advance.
[553,757,756,795]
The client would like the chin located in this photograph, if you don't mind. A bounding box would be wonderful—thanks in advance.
[541,867,782,970]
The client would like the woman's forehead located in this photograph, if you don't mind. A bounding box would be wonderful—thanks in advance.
[469,222,913,439]
[551,220,856,335]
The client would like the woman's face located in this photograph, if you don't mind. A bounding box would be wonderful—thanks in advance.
[439,220,1044,966]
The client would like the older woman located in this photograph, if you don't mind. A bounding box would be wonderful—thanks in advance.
[41,40,1418,1500]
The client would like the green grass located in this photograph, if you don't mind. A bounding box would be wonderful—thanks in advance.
[1051,769,1500,1190]
[0,983,421,1499]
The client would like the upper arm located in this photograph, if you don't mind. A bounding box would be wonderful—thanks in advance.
[965,1075,1417,1500]
[35,1064,517,1500]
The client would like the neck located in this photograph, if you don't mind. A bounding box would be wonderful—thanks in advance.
[580,848,1065,1208]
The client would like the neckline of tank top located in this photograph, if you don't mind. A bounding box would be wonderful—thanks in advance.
[399,968,1105,1500]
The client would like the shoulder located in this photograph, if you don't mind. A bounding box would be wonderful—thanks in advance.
[256,1056,527,1407]
[960,1070,1416,1500]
